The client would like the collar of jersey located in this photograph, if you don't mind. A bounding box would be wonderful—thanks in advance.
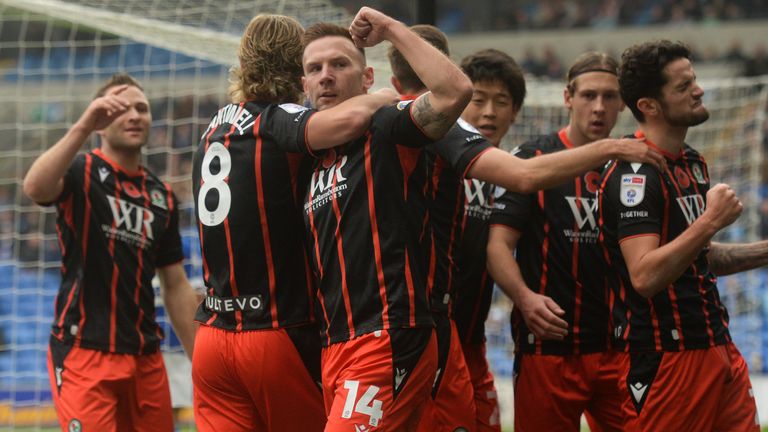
[633,130,682,161]
[558,128,574,149]
[93,147,145,177]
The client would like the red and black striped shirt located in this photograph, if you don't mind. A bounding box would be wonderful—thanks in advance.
[49,148,183,355]
[192,101,317,331]
[423,118,492,318]
[598,132,731,352]
[490,130,610,355]
[303,101,434,346]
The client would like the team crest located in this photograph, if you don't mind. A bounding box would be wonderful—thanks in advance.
[396,100,413,111]
[620,174,646,207]
[691,163,706,184]
[68,419,82,432]
[151,189,167,209]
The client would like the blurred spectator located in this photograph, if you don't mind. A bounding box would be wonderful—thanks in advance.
[744,44,768,77]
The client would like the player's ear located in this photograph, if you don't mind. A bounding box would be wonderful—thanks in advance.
[362,66,374,91]
[637,97,658,119]
[391,76,404,95]
[563,86,573,110]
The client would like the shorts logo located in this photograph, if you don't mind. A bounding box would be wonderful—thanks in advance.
[68,419,82,432]
[620,174,646,207]
[630,381,649,404]
[394,368,408,391]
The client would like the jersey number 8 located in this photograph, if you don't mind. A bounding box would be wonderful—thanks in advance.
[197,142,232,226]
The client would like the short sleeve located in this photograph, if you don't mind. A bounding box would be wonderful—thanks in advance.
[429,118,492,178]
[259,103,316,155]
[488,143,539,230]
[155,189,184,268]
[372,101,433,148]
[605,162,664,242]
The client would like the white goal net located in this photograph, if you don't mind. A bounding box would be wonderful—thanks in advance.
[0,0,765,429]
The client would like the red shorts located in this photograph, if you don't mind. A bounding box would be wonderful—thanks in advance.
[462,342,501,432]
[47,338,173,432]
[619,342,759,432]
[417,315,475,431]
[192,325,325,432]
[322,327,437,432]
[513,350,624,432]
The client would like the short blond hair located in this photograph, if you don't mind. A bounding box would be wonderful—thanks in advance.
[229,14,304,104]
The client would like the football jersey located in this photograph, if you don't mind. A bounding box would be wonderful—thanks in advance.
[599,131,731,352]
[490,130,610,355]
[303,101,435,346]
[192,101,317,331]
[50,148,183,355]
[422,118,492,316]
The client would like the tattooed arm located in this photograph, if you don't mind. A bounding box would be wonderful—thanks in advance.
[707,241,768,276]
[349,7,472,140]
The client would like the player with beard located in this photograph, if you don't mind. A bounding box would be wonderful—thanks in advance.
[300,7,474,430]
[389,38,663,430]
[22,74,200,431]
[486,52,627,432]
[599,40,763,431]
[191,14,397,432]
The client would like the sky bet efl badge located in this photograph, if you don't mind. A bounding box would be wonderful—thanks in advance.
[620,174,646,207]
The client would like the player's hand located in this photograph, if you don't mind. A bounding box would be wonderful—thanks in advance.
[76,84,132,132]
[349,7,396,48]
[516,291,568,340]
[609,138,667,171]
[703,183,742,230]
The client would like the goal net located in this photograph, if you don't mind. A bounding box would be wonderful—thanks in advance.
[0,0,765,428]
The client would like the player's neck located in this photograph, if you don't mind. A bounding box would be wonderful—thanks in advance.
[100,143,142,173]
[563,124,588,148]
[639,122,687,154]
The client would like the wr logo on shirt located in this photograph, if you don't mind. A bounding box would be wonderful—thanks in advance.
[564,196,598,230]
[107,196,155,240]
[311,155,348,196]
[464,179,490,206]
[676,194,705,225]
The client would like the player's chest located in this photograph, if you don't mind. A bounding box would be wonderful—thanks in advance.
[88,173,171,241]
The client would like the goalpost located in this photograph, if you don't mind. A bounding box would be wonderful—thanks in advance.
[0,0,765,428]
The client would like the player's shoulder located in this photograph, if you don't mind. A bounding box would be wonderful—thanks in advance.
[512,133,559,157]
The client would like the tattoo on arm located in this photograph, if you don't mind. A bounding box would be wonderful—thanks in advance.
[412,94,452,140]
[707,241,768,276]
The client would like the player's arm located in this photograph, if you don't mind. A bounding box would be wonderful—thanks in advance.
[487,225,568,340]
[706,240,768,276]
[621,183,742,298]
[157,263,200,360]
[22,85,132,204]
[468,138,664,193]
[306,88,398,149]
[349,7,472,140]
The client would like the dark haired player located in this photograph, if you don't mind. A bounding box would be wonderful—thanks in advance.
[599,40,763,431]
[487,52,628,432]
[23,73,200,431]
